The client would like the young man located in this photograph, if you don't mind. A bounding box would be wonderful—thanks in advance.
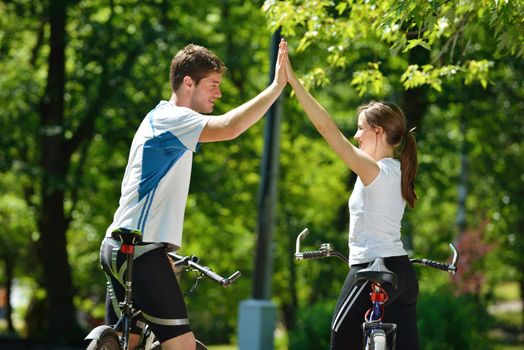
[100,41,288,350]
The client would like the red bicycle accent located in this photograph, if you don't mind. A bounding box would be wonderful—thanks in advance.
[120,244,135,254]
[370,283,388,303]
[364,283,389,322]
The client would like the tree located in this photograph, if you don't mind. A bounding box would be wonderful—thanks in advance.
[264,0,523,93]
[1,0,280,343]
[1,0,233,343]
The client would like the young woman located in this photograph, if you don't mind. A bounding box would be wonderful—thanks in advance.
[284,47,420,349]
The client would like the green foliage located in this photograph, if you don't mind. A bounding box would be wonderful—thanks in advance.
[351,62,387,96]
[288,287,494,350]
[1,0,524,345]
[417,289,494,350]
[288,299,335,350]
[0,174,38,283]
[0,0,276,341]
[264,0,524,93]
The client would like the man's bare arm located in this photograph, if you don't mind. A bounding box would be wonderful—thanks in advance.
[199,40,288,142]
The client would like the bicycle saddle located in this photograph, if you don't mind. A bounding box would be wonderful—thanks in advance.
[355,257,398,289]
[111,227,142,245]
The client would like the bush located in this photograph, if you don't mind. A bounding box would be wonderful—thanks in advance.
[289,288,493,349]
[417,289,494,350]
[288,300,335,350]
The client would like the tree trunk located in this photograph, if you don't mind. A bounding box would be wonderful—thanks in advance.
[4,255,15,333]
[520,278,524,332]
[282,236,298,330]
[519,217,524,332]
[37,0,77,344]
[400,46,429,251]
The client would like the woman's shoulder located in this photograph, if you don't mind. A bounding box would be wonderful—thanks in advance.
[377,157,401,176]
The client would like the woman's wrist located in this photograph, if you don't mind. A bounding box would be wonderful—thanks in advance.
[288,75,301,89]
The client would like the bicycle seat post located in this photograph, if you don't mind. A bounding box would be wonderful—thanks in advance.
[111,228,142,350]
[122,243,134,350]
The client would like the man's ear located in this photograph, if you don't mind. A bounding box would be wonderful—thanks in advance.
[182,76,193,88]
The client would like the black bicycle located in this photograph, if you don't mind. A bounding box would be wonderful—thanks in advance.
[84,228,241,350]
[294,228,459,350]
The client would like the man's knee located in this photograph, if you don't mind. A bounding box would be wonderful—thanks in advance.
[161,331,196,350]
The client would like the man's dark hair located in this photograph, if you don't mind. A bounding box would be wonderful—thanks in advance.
[169,44,227,91]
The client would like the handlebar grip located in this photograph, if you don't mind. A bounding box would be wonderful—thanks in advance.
[190,263,223,282]
[418,259,454,272]
[222,271,241,287]
[302,250,328,259]
[187,261,241,287]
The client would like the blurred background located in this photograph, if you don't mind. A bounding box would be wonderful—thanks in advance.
[0,0,523,349]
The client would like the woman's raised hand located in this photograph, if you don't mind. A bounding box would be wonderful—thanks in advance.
[274,38,289,87]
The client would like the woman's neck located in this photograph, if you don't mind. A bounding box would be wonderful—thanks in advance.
[372,148,394,161]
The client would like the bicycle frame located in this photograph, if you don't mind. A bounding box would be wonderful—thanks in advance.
[85,229,241,350]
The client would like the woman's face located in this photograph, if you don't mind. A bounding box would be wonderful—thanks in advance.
[354,112,378,155]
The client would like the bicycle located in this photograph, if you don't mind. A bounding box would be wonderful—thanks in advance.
[294,228,459,350]
[85,228,241,350]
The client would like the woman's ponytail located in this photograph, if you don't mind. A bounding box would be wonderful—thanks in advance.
[359,101,418,207]
[400,130,418,208]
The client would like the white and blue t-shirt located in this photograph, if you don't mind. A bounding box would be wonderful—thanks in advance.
[348,158,408,265]
[106,101,210,248]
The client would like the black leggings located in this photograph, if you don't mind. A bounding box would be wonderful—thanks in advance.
[330,255,419,350]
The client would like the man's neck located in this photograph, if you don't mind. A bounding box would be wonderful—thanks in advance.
[169,92,190,108]
[168,93,179,106]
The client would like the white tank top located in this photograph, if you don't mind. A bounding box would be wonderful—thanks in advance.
[348,158,408,265]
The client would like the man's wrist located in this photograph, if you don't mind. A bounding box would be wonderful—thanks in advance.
[269,81,286,93]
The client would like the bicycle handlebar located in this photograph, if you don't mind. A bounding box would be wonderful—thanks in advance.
[295,228,349,264]
[168,252,241,287]
[294,228,459,275]
[410,243,459,275]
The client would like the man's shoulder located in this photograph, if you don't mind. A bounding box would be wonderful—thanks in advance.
[150,101,205,127]
[154,100,197,116]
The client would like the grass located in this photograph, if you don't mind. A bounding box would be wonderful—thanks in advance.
[488,281,524,350]
[493,282,522,301]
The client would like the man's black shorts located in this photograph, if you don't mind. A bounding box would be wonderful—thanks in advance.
[100,238,191,343]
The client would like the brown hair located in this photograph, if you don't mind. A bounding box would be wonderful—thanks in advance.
[169,44,227,92]
[358,101,418,208]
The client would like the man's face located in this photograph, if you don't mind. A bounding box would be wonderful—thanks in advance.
[189,72,222,114]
